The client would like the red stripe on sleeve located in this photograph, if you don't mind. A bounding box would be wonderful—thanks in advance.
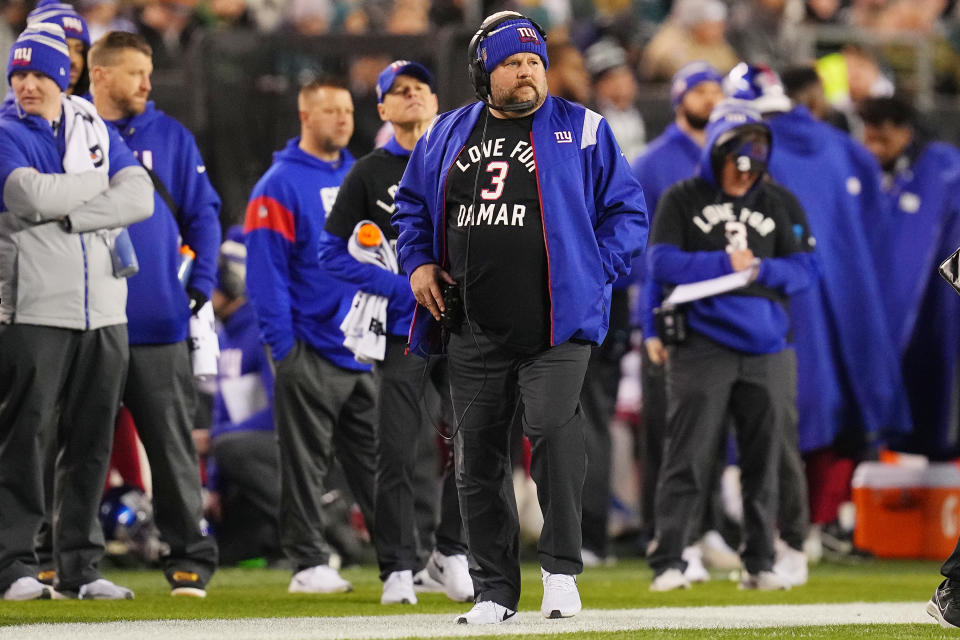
[244,195,296,243]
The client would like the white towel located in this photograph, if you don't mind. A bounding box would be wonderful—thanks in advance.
[61,95,110,175]
[338,220,399,364]
[189,301,220,381]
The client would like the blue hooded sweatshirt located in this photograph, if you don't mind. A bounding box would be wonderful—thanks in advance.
[867,139,960,456]
[108,101,222,345]
[647,103,816,354]
[244,137,365,369]
[765,105,911,452]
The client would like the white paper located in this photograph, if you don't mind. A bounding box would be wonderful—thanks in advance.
[220,373,268,425]
[663,261,759,306]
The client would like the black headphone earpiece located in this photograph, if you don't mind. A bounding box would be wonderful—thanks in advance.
[466,11,546,104]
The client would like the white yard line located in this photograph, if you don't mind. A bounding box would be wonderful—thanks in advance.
[0,602,935,639]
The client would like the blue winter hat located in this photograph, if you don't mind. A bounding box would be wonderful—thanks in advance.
[707,100,771,173]
[722,62,791,115]
[7,23,71,91]
[28,0,90,47]
[478,16,548,72]
[670,61,723,108]
[376,60,433,103]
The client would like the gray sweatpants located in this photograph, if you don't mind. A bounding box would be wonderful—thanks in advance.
[649,332,791,576]
[447,326,590,610]
[124,342,218,588]
[273,340,377,570]
[0,323,127,593]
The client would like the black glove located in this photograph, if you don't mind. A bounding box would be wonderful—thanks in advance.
[187,288,208,315]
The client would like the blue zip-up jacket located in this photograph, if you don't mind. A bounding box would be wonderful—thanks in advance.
[867,140,960,456]
[244,137,366,369]
[648,113,817,354]
[392,96,649,356]
[766,105,910,451]
[631,122,702,336]
[108,102,222,345]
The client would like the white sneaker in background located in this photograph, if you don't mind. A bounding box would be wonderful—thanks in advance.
[78,578,134,600]
[682,545,710,583]
[739,570,790,591]
[773,541,809,587]
[650,568,691,591]
[700,530,742,570]
[540,568,581,618]
[412,567,444,592]
[288,564,352,593]
[380,570,417,604]
[581,548,601,568]
[455,600,517,624]
[803,525,823,565]
[426,550,474,602]
[3,577,51,601]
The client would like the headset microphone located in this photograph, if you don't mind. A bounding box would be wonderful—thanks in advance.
[482,98,536,114]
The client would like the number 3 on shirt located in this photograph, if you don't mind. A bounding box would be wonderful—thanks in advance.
[481,161,509,200]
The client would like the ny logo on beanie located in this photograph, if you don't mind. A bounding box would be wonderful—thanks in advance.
[517,26,539,44]
[11,48,32,66]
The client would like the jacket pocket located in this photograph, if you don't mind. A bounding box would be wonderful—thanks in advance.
[13,222,85,326]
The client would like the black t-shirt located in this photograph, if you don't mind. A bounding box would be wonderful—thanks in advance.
[445,113,549,353]
[324,144,409,250]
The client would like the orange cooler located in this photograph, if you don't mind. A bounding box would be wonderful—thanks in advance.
[852,462,960,559]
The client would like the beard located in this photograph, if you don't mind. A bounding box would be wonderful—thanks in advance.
[491,81,543,110]
[685,112,710,130]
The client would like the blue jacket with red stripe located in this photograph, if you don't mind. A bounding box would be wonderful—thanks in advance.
[392,96,648,356]
[243,137,366,369]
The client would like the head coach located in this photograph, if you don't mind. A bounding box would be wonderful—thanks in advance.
[391,10,648,625]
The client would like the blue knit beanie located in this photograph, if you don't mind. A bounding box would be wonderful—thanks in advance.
[478,17,548,72]
[670,61,723,108]
[28,0,91,47]
[7,23,71,91]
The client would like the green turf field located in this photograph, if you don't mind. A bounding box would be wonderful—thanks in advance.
[0,558,950,638]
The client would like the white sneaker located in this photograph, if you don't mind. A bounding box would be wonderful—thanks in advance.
[682,545,710,583]
[381,570,417,605]
[288,564,352,593]
[455,600,518,624]
[540,568,581,618]
[700,530,742,570]
[650,568,691,591]
[739,570,790,591]
[581,548,601,568]
[426,550,474,602]
[78,578,134,600]
[412,568,444,592]
[3,577,51,601]
[773,542,809,587]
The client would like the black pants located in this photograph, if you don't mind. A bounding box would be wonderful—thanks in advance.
[777,349,810,550]
[639,342,668,546]
[211,430,281,564]
[124,342,218,588]
[373,335,465,580]
[579,289,630,559]
[273,340,377,570]
[649,333,790,576]
[447,325,590,610]
[0,324,127,593]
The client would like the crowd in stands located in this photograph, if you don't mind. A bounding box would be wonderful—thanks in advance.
[3,0,960,609]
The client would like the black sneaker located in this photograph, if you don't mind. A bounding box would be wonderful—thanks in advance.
[169,570,207,598]
[927,578,960,629]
